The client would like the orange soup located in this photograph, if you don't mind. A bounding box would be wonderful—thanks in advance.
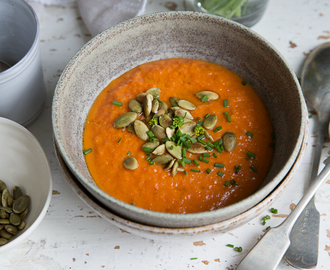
[83,58,274,214]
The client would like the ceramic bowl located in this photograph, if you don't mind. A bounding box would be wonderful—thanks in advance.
[0,117,52,253]
[52,11,307,228]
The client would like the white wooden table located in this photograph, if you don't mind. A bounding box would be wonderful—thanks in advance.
[1,0,330,269]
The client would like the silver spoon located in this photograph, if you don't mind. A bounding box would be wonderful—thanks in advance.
[235,155,330,270]
[284,42,330,269]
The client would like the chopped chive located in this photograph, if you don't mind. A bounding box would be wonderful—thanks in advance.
[179,159,185,167]
[230,179,237,186]
[206,168,211,174]
[191,169,201,172]
[223,111,229,116]
[234,247,243,252]
[127,151,131,155]
[83,148,92,155]
[271,208,278,214]
[226,244,234,248]
[226,115,232,122]
[266,226,271,230]
[213,126,222,133]
[250,165,258,172]
[247,151,256,159]
[147,130,154,138]
[112,100,123,106]
[198,139,207,145]
[184,170,188,175]
[193,159,199,166]
[263,215,271,220]
[213,140,219,146]
[198,155,202,161]
[149,161,155,165]
[223,99,229,107]
[201,95,208,102]
[183,141,191,149]
[203,153,211,157]
[234,165,241,173]
[206,142,214,148]
[153,97,160,101]
[196,134,205,140]
[183,158,192,164]
[146,156,152,161]
[191,258,198,260]
[224,181,229,186]
[118,137,122,143]
[189,137,197,143]
[170,145,174,150]
[213,153,217,158]
[197,120,203,125]
[143,147,153,153]
[215,145,222,153]
[308,114,313,119]
[182,148,186,158]
[246,131,254,138]
[205,146,213,151]
[150,137,158,142]
[242,81,247,85]
[202,158,209,164]
[214,163,225,168]
[204,113,210,118]
[262,220,266,225]
[217,171,224,177]
[162,138,170,142]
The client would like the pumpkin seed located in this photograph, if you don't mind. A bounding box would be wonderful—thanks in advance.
[0,206,12,214]
[158,100,168,112]
[179,122,196,136]
[146,87,161,97]
[0,181,7,193]
[1,189,9,208]
[12,195,30,214]
[151,99,159,113]
[114,112,138,128]
[19,208,28,220]
[123,157,139,170]
[0,219,10,225]
[177,100,197,110]
[128,99,142,113]
[159,114,173,128]
[0,210,8,219]
[171,161,179,177]
[164,159,176,170]
[0,225,4,230]
[195,91,219,101]
[153,109,166,118]
[143,93,153,117]
[126,123,135,134]
[222,132,237,152]
[0,238,8,246]
[134,120,150,141]
[5,225,17,235]
[142,141,160,150]
[171,107,194,120]
[204,130,214,142]
[165,141,182,159]
[152,155,173,165]
[0,230,12,240]
[152,144,166,155]
[169,96,179,107]
[187,143,208,154]
[9,212,21,226]
[166,127,175,139]
[203,114,217,130]
[18,220,26,230]
[151,125,167,141]
[7,195,13,208]
[135,92,147,103]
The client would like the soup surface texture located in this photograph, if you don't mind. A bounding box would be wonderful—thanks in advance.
[84,58,273,214]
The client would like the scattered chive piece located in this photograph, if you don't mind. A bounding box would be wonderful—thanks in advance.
[262,220,266,225]
[193,159,199,166]
[131,203,135,206]
[217,171,224,177]
[83,148,92,155]
[149,161,154,165]
[198,139,207,145]
[206,168,211,174]
[271,208,278,214]
[205,146,213,151]
[182,148,186,158]
[191,169,201,172]
[224,181,229,186]
[263,215,271,220]
[179,159,185,167]
[266,226,271,230]
[143,147,153,153]
[147,130,154,138]
[204,113,210,118]
[183,158,192,164]
[309,114,313,118]
[198,155,202,161]
[163,138,170,142]
[184,170,188,175]
[202,158,209,164]
[250,165,258,172]
[226,244,234,248]
[223,99,229,107]
[246,131,254,138]
[230,179,237,186]
[112,100,123,106]
[150,137,158,142]
[247,151,256,159]
[118,137,122,143]
[213,126,222,133]
[226,115,232,122]
[153,97,160,101]
[234,165,241,173]
[214,163,225,168]
[146,156,152,162]
[189,137,197,143]
[201,95,208,102]
[206,142,214,148]
[223,111,229,116]
[196,134,205,140]
[203,153,211,157]
[127,152,131,155]
[234,247,243,252]
[191,258,198,260]
[213,153,217,158]
[215,145,222,153]
[242,81,247,85]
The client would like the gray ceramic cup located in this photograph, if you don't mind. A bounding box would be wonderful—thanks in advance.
[0,0,45,126]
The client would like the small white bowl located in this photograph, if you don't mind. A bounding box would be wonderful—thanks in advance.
[0,117,52,254]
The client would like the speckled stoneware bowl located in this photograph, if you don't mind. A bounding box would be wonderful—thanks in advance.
[52,11,307,228]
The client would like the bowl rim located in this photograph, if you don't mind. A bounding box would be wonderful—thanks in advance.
[0,117,52,253]
[52,11,307,227]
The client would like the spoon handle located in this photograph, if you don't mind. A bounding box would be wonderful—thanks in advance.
[235,157,330,270]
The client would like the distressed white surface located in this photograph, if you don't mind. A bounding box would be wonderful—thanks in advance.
[1,0,329,269]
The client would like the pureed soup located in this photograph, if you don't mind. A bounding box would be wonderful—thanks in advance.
[83,58,274,214]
